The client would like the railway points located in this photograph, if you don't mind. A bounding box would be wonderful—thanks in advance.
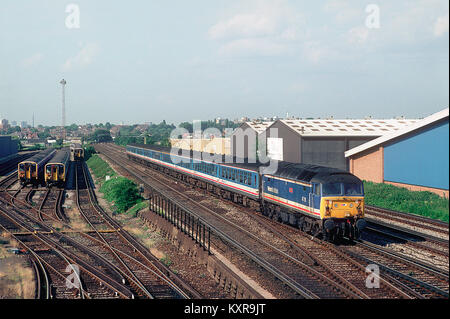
[94,143,449,299]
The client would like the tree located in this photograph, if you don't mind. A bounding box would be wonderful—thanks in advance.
[88,129,112,143]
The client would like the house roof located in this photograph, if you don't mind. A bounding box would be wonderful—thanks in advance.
[275,118,419,137]
[345,108,449,158]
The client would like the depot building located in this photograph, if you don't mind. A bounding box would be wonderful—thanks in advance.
[345,108,449,198]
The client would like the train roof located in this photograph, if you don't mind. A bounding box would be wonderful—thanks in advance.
[127,143,362,184]
[47,148,70,164]
[71,143,82,149]
[20,148,55,164]
[127,143,261,171]
[271,162,362,184]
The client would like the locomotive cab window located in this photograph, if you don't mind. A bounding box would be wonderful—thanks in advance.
[343,183,363,196]
[322,183,342,196]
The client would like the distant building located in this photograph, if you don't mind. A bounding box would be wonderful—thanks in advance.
[264,118,418,171]
[0,119,9,130]
[230,121,274,159]
[346,108,449,198]
[170,137,231,155]
[0,135,18,160]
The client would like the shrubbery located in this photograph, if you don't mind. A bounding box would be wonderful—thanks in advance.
[86,155,116,182]
[100,177,143,213]
[86,154,142,214]
[364,181,449,222]
[83,145,96,161]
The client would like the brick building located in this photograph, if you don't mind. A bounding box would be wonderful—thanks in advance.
[345,108,449,198]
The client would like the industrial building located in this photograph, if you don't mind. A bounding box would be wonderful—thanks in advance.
[0,135,19,162]
[262,118,418,171]
[230,121,273,160]
[170,137,231,155]
[345,108,449,198]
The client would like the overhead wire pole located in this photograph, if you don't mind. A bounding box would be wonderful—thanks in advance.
[60,79,66,140]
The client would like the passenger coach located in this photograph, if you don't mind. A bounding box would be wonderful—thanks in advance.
[126,143,366,240]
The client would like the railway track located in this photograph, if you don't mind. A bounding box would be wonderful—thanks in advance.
[96,143,449,299]
[74,160,198,299]
[365,205,449,241]
[95,143,426,299]
[0,160,197,299]
[0,206,133,299]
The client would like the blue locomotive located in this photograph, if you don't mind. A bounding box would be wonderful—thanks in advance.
[126,143,366,240]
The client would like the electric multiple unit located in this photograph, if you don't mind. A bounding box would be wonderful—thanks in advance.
[18,149,56,186]
[44,148,70,187]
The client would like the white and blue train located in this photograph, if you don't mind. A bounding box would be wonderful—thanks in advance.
[126,143,367,240]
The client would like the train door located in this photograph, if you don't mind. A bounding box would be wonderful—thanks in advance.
[309,183,321,213]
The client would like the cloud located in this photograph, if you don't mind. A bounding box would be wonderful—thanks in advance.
[324,0,361,24]
[208,0,304,57]
[208,13,277,40]
[302,41,330,63]
[21,53,43,68]
[434,14,449,37]
[347,26,369,44]
[62,43,100,71]
[218,38,289,57]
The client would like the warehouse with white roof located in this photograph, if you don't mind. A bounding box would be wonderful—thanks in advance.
[263,118,418,171]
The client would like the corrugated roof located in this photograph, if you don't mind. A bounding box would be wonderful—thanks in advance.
[345,108,449,158]
[277,118,418,137]
[244,121,274,134]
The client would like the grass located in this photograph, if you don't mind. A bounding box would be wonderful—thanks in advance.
[86,154,142,214]
[364,181,449,222]
[126,201,148,218]
[86,154,117,183]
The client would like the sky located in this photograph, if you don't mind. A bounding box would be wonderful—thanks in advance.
[0,0,448,126]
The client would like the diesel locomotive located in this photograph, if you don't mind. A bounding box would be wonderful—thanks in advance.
[125,143,367,241]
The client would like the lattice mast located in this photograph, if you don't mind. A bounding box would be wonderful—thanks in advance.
[60,79,66,140]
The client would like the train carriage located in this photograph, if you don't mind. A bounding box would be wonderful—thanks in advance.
[126,144,260,207]
[125,143,366,241]
[70,143,84,161]
[18,148,56,186]
[45,148,70,187]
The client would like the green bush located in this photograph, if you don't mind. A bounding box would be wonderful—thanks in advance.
[84,145,96,161]
[100,177,142,213]
[364,181,449,222]
[86,155,116,182]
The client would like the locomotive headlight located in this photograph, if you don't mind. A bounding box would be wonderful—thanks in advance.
[349,203,354,208]
[334,204,338,208]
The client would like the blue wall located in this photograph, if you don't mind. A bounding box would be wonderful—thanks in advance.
[384,120,449,190]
